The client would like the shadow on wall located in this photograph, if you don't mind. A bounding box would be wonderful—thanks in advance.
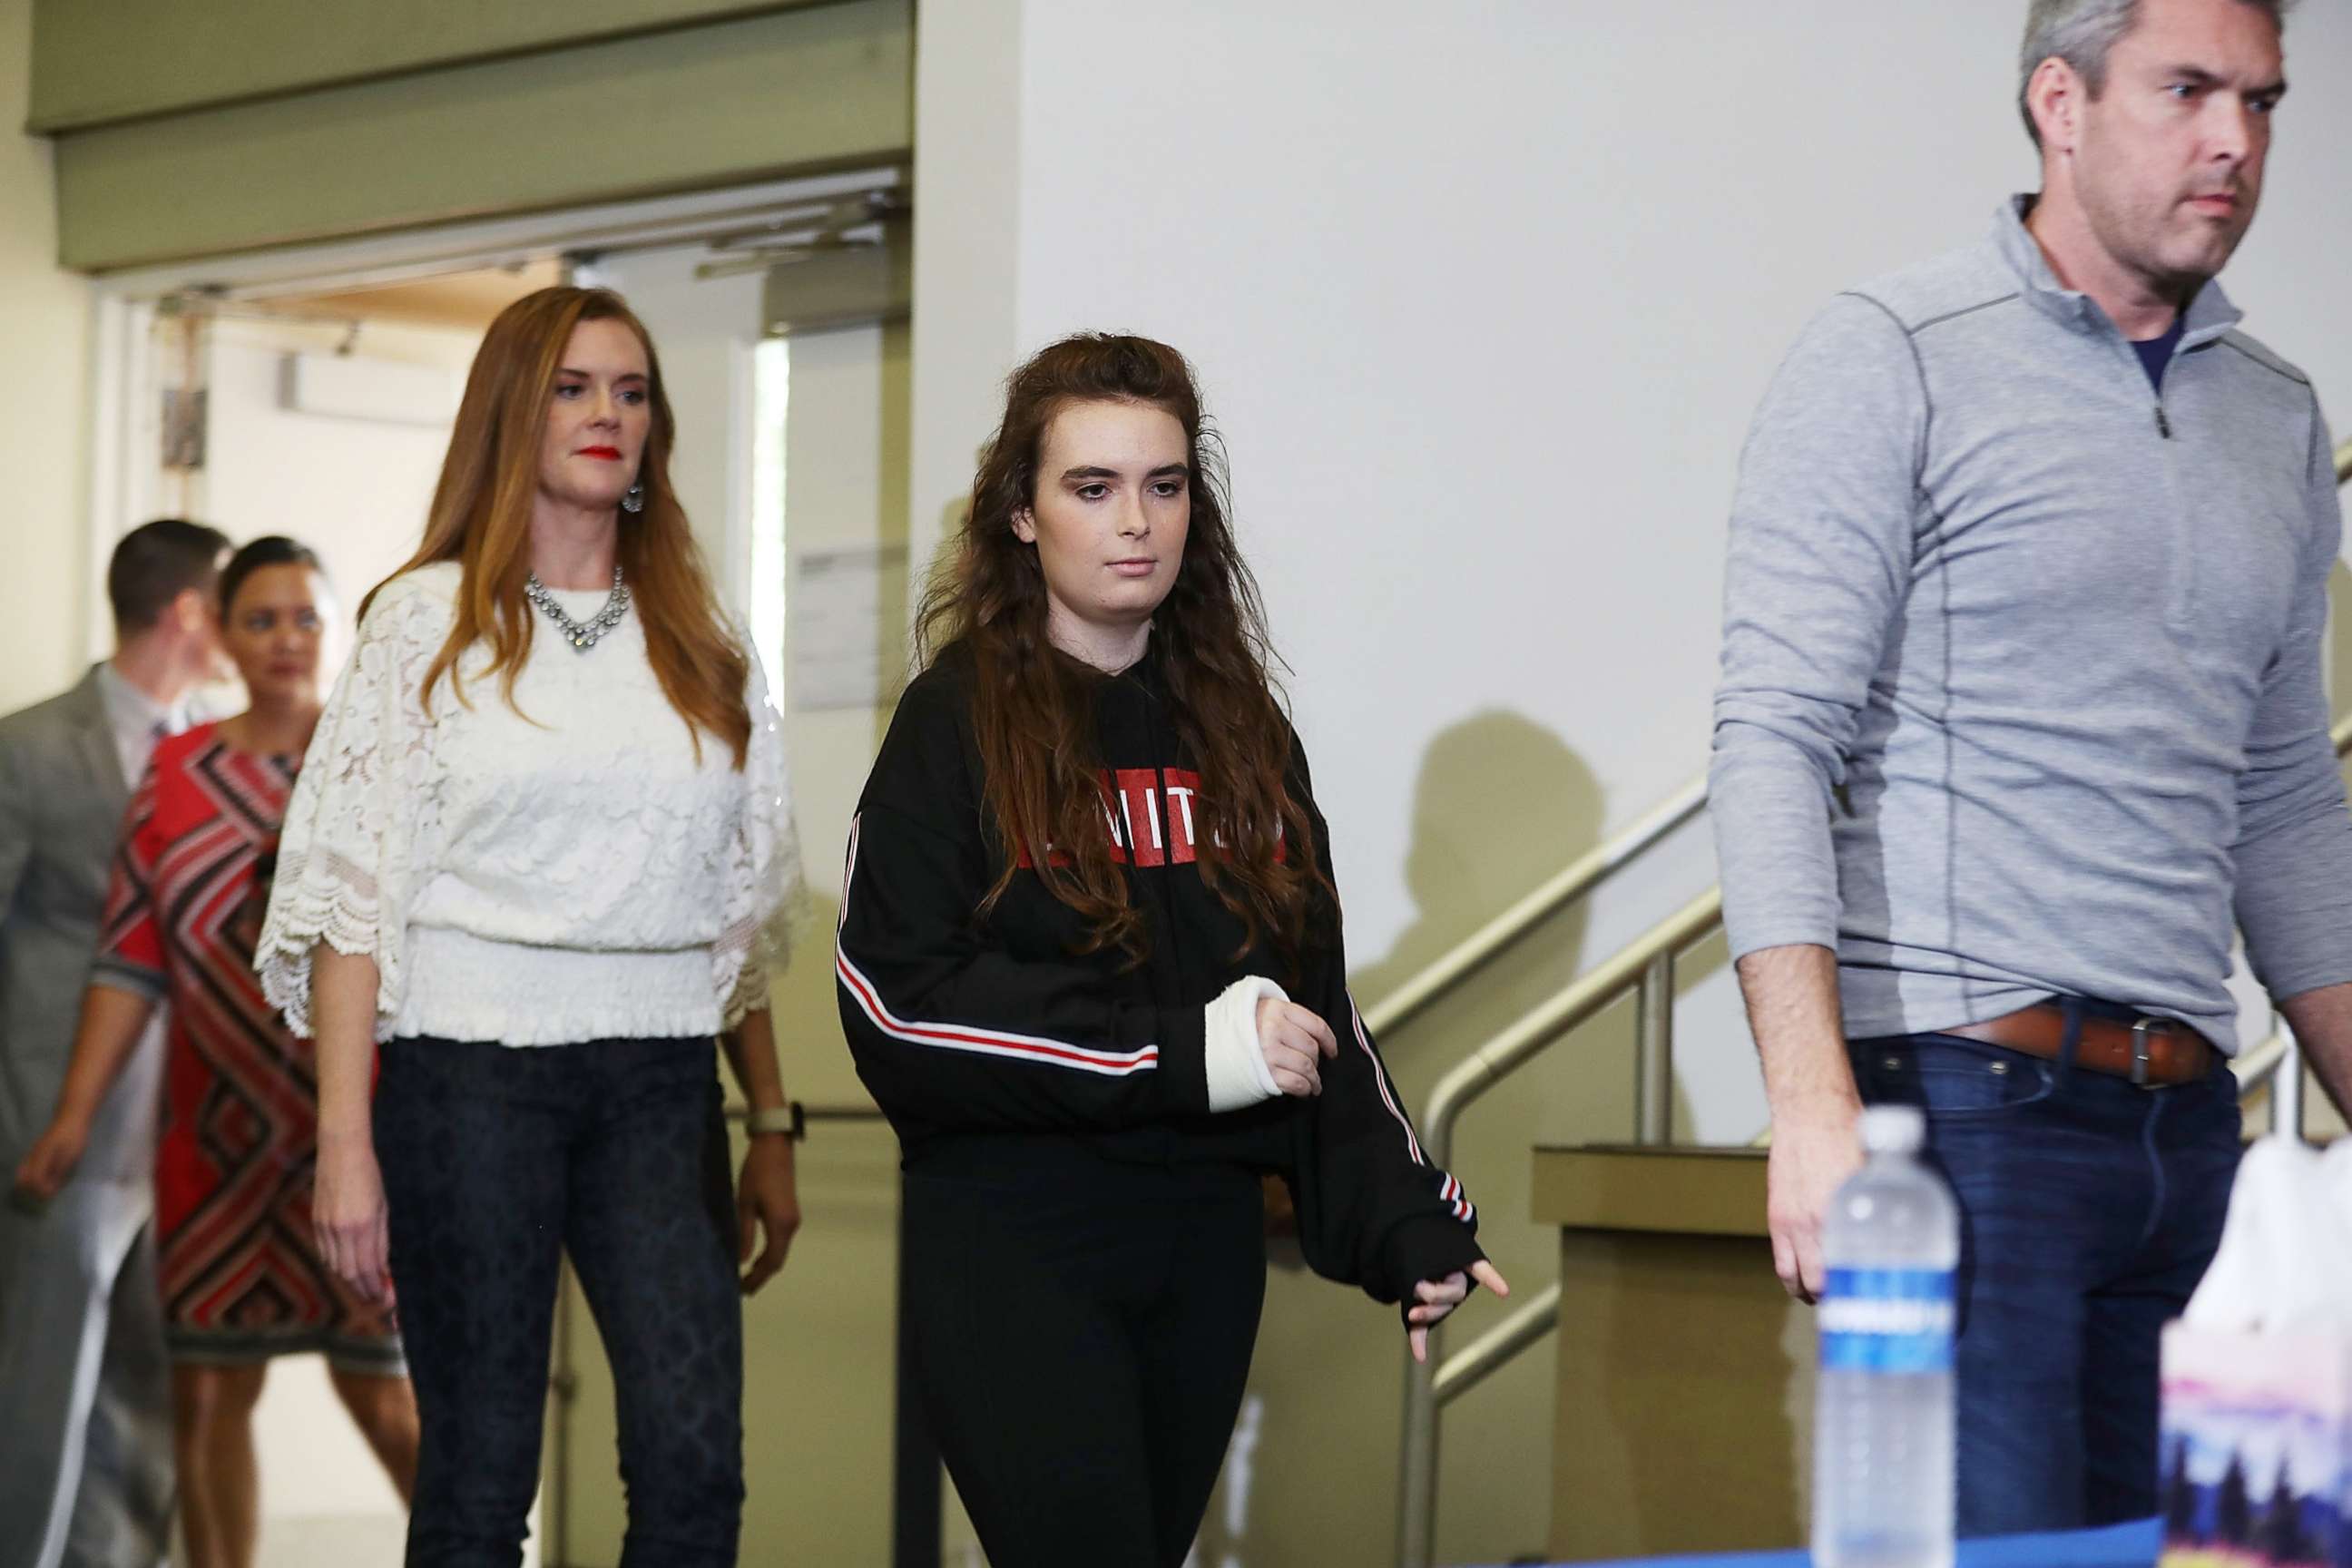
[1350,710,1604,1005]
[1349,710,1711,1144]
[1196,709,1675,1566]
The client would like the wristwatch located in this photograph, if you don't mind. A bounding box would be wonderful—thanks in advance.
[746,1102,805,1142]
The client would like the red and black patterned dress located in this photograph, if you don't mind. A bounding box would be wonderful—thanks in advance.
[93,724,403,1373]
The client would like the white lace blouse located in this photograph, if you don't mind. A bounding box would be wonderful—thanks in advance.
[257,562,800,1047]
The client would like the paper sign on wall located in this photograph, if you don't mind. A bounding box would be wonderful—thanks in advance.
[790,544,908,710]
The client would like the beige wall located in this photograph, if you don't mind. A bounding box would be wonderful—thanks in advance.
[49,0,913,273]
[0,0,93,715]
[28,0,833,131]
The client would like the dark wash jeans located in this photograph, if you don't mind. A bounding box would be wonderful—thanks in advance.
[374,1035,745,1568]
[1847,1000,2241,1538]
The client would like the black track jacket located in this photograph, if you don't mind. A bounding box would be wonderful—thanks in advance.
[835,640,1484,1308]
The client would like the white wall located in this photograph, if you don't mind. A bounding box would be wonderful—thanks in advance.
[908,0,1024,597]
[201,317,479,652]
[912,4,2352,1561]
[0,0,95,714]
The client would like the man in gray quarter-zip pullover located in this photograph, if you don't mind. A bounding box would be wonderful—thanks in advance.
[1711,0,2352,1538]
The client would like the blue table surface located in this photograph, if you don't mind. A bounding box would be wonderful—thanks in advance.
[1486,1515,2161,1568]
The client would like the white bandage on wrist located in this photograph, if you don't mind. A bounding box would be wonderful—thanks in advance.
[1203,975,1289,1112]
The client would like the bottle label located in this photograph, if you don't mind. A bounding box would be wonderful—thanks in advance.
[1818,1266,1955,1374]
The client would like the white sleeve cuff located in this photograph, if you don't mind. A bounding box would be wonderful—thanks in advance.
[1203,975,1289,1112]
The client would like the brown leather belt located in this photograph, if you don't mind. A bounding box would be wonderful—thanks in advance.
[1943,1004,2215,1088]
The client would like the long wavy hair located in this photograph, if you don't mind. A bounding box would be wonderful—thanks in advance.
[917,334,1324,966]
[365,287,750,766]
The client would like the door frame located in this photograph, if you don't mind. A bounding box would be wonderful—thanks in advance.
[73,162,903,1567]
[78,164,903,659]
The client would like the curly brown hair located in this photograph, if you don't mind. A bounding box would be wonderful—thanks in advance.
[916,334,1325,968]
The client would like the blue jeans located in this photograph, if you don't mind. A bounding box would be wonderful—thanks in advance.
[1847,1006,2240,1538]
[375,1036,744,1568]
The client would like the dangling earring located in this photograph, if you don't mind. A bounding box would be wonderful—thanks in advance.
[621,479,645,514]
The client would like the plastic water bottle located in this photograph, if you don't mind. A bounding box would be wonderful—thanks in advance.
[1812,1104,1958,1568]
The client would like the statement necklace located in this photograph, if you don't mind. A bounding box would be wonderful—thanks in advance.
[524,566,632,652]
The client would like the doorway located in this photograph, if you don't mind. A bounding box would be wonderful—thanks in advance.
[82,168,919,1567]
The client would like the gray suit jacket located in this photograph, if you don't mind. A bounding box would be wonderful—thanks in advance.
[0,667,173,1568]
[0,666,158,1182]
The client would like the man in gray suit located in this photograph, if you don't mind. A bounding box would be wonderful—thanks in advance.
[0,520,230,1568]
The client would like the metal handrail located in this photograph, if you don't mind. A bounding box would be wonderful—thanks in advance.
[2233,1028,2292,1096]
[1392,436,2352,1567]
[1361,778,1709,1040]
[1394,890,1720,1568]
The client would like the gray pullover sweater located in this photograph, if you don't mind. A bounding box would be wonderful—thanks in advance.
[1710,199,2352,1050]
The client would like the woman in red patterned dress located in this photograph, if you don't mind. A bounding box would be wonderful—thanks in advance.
[17,537,418,1568]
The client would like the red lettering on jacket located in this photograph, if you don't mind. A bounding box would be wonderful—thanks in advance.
[1012,768,1281,868]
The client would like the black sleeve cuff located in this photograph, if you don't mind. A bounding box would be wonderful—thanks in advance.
[1152,1004,1212,1118]
[1375,1210,1487,1313]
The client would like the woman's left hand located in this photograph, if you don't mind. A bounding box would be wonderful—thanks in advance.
[1406,1259,1511,1364]
[737,1133,801,1296]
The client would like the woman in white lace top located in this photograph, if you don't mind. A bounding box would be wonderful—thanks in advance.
[257,287,801,1568]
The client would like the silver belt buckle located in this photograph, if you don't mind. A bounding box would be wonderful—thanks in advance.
[2130,1018,2156,1088]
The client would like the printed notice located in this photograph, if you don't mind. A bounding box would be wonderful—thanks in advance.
[790,544,909,710]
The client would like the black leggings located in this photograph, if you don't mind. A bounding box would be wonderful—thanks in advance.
[374,1036,744,1568]
[903,1142,1267,1567]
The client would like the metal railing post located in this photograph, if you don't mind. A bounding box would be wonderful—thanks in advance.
[1634,950,1675,1146]
[2274,1019,2308,1144]
[1392,891,1720,1567]
[1396,1029,1473,1568]
[1396,1348,1443,1568]
[1396,995,1481,1568]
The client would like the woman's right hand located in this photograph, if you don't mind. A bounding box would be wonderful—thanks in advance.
[13,1113,93,1202]
[1256,997,1339,1097]
[313,1133,394,1305]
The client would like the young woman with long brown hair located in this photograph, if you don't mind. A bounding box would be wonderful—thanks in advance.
[837,333,1504,1566]
[255,288,802,1567]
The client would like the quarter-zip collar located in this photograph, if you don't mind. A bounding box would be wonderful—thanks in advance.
[1992,194,2242,353]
